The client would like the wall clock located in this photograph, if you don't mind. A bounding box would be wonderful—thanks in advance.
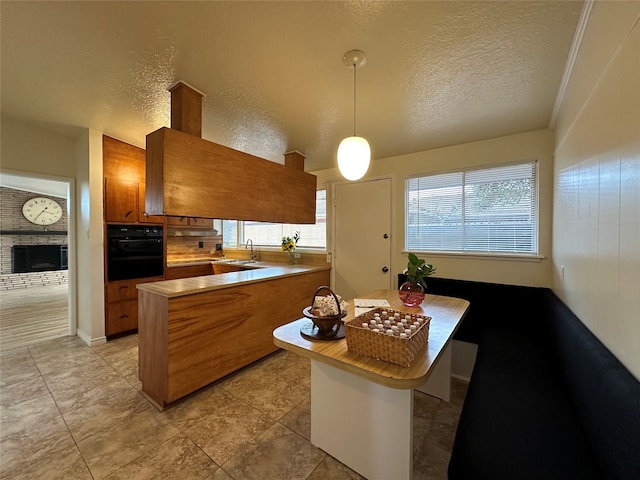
[22,197,63,225]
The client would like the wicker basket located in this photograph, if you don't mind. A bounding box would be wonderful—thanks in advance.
[344,308,431,367]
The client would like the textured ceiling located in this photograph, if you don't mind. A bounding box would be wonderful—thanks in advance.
[1,1,583,172]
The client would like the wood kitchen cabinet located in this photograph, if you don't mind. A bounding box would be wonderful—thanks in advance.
[165,264,213,280]
[166,216,214,229]
[106,277,163,336]
[104,177,139,223]
[212,263,245,274]
[103,135,163,224]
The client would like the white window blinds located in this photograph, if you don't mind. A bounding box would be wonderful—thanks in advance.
[406,161,538,254]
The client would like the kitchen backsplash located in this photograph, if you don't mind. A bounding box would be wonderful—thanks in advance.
[166,235,224,262]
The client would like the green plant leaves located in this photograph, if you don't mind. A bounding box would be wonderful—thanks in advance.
[405,253,436,288]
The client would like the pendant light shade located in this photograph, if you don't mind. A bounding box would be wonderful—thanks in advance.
[337,136,371,181]
[338,50,370,181]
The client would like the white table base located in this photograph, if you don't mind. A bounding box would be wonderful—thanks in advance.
[415,343,452,401]
[311,360,414,480]
[309,343,453,480]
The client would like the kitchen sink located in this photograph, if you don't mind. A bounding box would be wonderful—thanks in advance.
[210,259,261,267]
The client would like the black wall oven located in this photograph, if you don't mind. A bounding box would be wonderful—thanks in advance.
[107,225,163,281]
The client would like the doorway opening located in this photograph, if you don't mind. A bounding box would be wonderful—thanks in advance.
[0,172,74,352]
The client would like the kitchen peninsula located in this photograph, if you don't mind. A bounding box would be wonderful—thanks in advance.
[137,262,330,409]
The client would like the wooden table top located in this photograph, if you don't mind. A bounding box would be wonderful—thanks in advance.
[273,289,470,389]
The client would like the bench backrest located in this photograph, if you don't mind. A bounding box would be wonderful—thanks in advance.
[544,290,640,480]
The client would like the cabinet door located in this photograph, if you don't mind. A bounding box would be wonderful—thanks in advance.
[105,177,139,223]
[106,299,138,335]
[107,280,138,302]
[188,217,214,229]
[165,264,213,280]
[166,216,213,229]
[212,264,245,274]
[166,216,189,227]
[138,181,164,224]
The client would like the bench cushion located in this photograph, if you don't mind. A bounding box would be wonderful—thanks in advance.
[448,325,603,480]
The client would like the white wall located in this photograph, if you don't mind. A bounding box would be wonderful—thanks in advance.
[1,116,106,345]
[74,129,106,345]
[553,2,640,379]
[315,128,555,288]
[1,116,77,177]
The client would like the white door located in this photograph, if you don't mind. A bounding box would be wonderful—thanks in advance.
[334,178,392,301]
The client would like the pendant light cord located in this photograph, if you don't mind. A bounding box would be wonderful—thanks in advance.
[353,63,357,137]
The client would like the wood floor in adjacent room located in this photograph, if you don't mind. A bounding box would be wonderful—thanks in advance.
[0,284,69,352]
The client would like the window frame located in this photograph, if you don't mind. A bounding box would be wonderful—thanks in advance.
[223,189,328,252]
[404,160,542,261]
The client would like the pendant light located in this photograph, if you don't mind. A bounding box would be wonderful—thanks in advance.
[338,50,371,181]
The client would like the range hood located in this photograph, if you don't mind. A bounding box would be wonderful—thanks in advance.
[145,82,317,224]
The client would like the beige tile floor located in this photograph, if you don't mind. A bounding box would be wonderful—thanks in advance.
[0,334,467,480]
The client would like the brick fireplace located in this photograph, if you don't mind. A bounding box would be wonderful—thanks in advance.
[0,186,68,290]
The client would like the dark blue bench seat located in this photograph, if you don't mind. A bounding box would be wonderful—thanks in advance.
[411,277,640,480]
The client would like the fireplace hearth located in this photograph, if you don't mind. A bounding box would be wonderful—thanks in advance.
[12,245,68,273]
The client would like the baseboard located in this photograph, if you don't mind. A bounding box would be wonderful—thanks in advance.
[451,373,471,383]
[77,329,107,347]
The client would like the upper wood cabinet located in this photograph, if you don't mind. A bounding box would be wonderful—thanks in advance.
[103,135,163,224]
[166,216,214,229]
[145,127,317,224]
[105,177,138,223]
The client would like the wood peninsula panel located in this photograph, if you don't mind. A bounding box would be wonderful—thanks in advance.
[138,291,169,406]
[146,127,317,224]
[138,269,330,408]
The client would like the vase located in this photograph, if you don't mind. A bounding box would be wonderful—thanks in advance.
[288,251,296,264]
[398,281,425,307]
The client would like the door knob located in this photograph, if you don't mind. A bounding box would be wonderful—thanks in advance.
[382,266,389,273]
[383,233,389,239]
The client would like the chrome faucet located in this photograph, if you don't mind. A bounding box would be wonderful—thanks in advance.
[245,238,256,262]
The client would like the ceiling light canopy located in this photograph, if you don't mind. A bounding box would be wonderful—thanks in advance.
[337,50,370,181]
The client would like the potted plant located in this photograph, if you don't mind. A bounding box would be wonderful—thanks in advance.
[399,253,436,307]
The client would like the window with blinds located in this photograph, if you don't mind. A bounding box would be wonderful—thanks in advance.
[406,161,538,255]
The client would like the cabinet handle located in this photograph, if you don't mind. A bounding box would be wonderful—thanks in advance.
[119,285,129,290]
[119,314,129,319]
[382,266,389,273]
[125,211,132,218]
